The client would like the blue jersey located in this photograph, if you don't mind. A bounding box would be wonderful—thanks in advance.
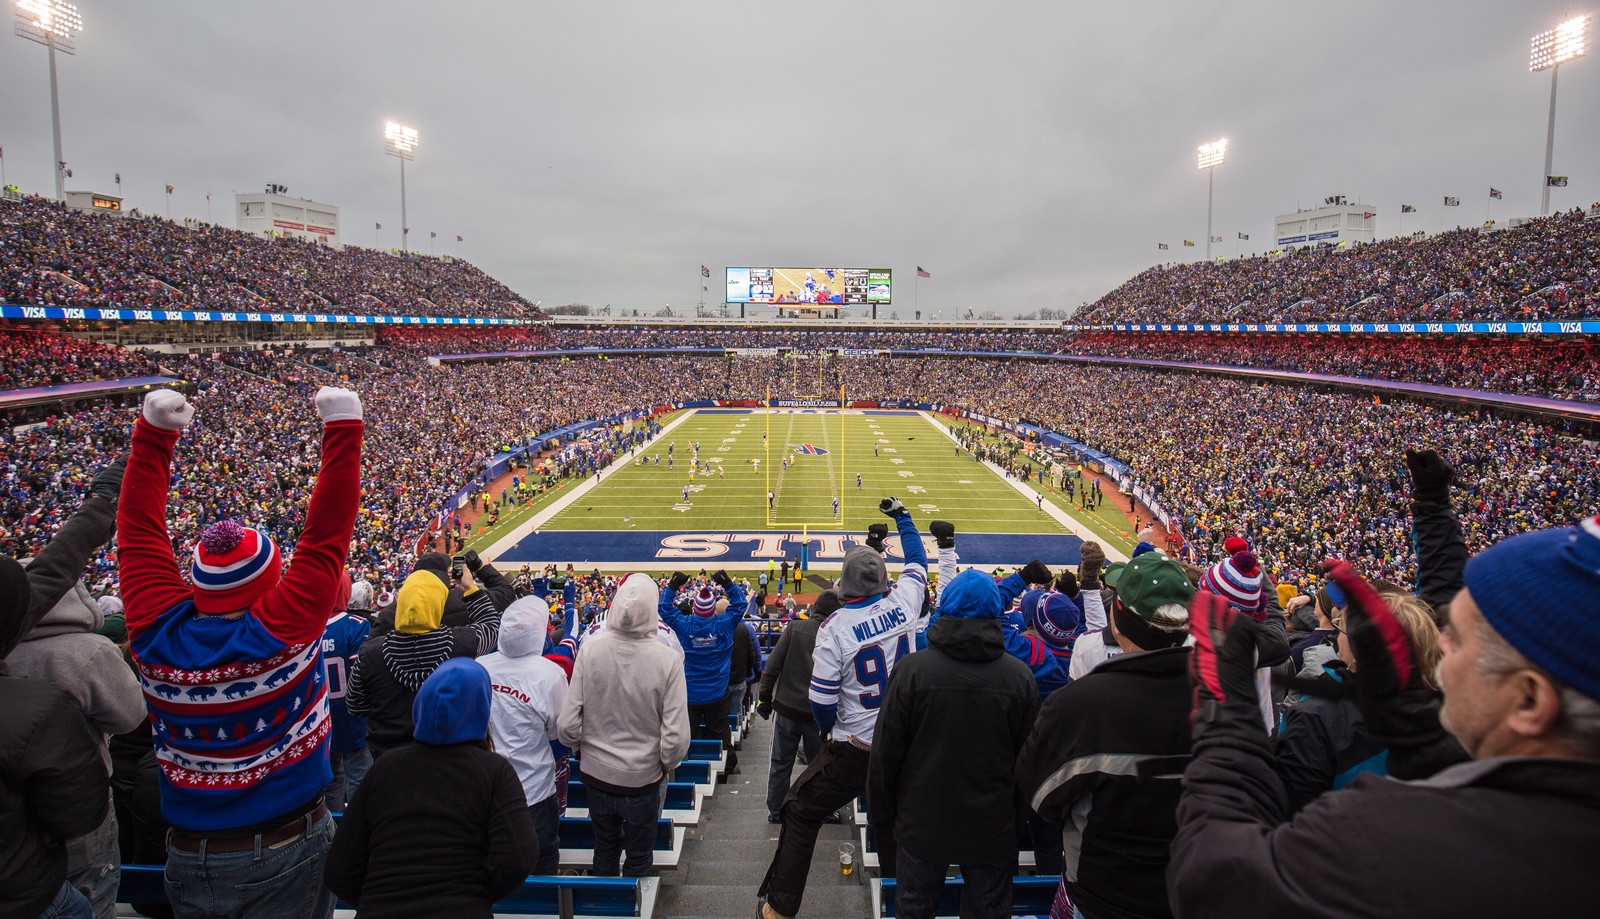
[322,612,371,754]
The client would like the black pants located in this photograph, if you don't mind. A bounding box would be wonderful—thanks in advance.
[528,796,560,875]
[688,693,738,772]
[588,786,659,877]
[760,741,884,917]
[893,847,1013,919]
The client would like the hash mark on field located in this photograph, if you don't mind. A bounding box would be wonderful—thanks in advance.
[890,458,905,465]
[907,485,926,494]
[673,504,692,512]
[958,480,973,484]
[718,446,731,452]
[898,470,915,478]
[919,504,940,513]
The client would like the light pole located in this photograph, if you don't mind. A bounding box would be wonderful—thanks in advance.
[14,0,83,201]
[1198,139,1227,261]
[1530,16,1587,216]
[384,121,418,251]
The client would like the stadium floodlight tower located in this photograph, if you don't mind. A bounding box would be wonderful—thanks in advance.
[1197,138,1227,261]
[13,0,83,201]
[1530,16,1587,216]
[383,121,418,252]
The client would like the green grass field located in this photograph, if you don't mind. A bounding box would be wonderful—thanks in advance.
[540,409,1066,534]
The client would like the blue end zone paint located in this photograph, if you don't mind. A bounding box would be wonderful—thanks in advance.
[497,530,1082,568]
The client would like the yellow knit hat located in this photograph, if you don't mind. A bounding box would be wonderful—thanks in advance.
[396,570,449,634]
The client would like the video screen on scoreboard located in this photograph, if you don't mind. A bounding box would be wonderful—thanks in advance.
[725,267,891,305]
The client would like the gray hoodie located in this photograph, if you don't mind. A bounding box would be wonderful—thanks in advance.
[7,578,145,770]
[557,574,690,791]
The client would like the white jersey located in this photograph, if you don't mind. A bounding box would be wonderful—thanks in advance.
[808,563,927,745]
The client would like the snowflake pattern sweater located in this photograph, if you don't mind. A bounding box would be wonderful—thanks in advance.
[119,415,362,834]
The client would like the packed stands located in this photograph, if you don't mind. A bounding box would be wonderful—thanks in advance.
[1076,210,1600,324]
[0,328,163,389]
[0,195,543,319]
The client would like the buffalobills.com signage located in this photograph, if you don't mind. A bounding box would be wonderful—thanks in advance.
[1111,320,1600,336]
[0,304,529,326]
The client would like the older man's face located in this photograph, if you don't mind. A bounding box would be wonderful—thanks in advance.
[1437,589,1511,759]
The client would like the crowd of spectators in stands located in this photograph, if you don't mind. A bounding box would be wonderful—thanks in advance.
[1064,332,1600,402]
[0,195,541,319]
[1076,209,1600,324]
[5,358,1600,919]
[0,330,164,390]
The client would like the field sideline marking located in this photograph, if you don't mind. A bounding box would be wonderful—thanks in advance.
[919,412,1130,562]
[481,409,701,561]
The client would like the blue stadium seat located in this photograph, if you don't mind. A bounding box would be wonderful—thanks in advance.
[565,780,704,825]
[873,876,1059,918]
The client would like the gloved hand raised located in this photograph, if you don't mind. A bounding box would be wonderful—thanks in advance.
[1322,559,1441,746]
[1054,570,1079,598]
[1187,590,1264,745]
[711,570,733,590]
[929,520,956,550]
[142,389,195,431]
[1078,540,1107,589]
[756,699,773,720]
[1019,560,1052,586]
[878,497,908,519]
[1404,449,1455,504]
[88,455,127,502]
[864,524,889,553]
[668,572,690,592]
[314,386,363,423]
[463,549,485,573]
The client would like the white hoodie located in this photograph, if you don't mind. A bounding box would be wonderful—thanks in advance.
[479,596,569,805]
[558,574,691,790]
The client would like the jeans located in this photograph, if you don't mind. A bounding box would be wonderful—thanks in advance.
[528,795,561,875]
[163,811,335,919]
[37,881,93,919]
[588,787,660,877]
[324,745,372,812]
[893,847,1012,919]
[64,796,119,919]
[765,713,822,819]
[688,692,737,772]
[760,741,878,917]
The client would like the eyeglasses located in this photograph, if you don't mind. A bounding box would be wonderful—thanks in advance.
[1330,613,1345,634]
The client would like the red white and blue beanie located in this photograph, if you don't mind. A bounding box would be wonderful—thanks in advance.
[1200,550,1265,619]
[190,521,282,614]
[692,586,718,617]
[1033,592,1084,648]
[1464,515,1600,704]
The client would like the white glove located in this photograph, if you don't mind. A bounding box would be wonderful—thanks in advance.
[315,386,362,423]
[142,389,195,431]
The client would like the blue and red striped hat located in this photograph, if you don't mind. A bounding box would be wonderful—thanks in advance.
[190,521,282,614]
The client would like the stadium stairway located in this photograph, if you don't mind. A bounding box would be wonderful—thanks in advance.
[656,708,869,919]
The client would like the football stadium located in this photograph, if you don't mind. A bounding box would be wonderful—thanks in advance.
[2,3,1600,919]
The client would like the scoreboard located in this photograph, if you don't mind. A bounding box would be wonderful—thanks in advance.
[726,267,892,306]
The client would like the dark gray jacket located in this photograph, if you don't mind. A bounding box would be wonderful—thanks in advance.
[758,615,822,723]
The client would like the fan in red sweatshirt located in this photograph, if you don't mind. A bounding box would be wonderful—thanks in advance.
[119,386,363,835]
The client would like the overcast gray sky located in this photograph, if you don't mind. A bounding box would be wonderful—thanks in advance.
[2,1,1596,318]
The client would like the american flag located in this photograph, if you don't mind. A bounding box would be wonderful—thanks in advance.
[1489,187,1503,199]
[701,265,711,278]
[1158,243,1170,250]
[916,266,931,278]
[165,184,174,195]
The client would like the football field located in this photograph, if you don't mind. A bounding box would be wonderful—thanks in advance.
[484,409,1123,572]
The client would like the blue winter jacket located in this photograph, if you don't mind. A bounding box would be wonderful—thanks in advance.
[659,581,748,705]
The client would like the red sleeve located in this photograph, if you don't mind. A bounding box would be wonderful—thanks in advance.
[254,419,363,645]
[117,419,193,635]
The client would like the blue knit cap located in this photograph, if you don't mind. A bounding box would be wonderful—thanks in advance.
[412,658,493,745]
[1463,518,1600,703]
[938,569,1002,619]
[1033,593,1084,648]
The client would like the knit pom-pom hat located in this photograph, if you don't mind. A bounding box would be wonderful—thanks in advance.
[1199,550,1265,620]
[692,586,718,617]
[190,521,281,614]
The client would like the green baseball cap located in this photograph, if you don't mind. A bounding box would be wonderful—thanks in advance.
[1113,552,1195,626]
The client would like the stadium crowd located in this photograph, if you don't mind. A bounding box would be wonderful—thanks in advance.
[1076,210,1600,324]
[0,196,541,319]
[3,380,1597,918]
[0,330,164,390]
[376,326,1061,355]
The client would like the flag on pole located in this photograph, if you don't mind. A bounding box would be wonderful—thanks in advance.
[1158,243,1170,250]
[165,184,174,195]
[1489,187,1503,199]
[1547,176,1569,187]
[1362,212,1375,220]
[1183,240,1196,247]
[701,265,711,278]
[1210,235,1222,242]
[916,266,931,278]
[1237,232,1249,240]
[430,231,437,239]
[456,235,463,242]
[1443,196,1461,207]
[1401,204,1417,213]
[376,222,382,230]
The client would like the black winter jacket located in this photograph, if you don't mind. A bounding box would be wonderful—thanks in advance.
[1273,664,1388,815]
[1171,753,1600,918]
[324,739,538,918]
[0,673,111,918]
[1015,646,1192,919]
[758,615,822,724]
[868,616,1037,866]
[728,618,756,688]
